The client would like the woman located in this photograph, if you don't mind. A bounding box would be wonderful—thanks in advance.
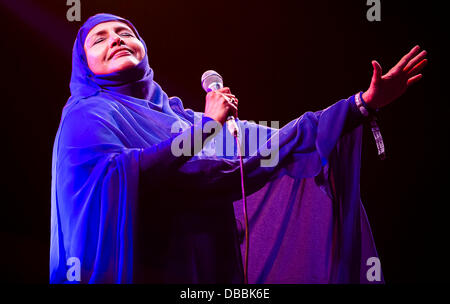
[50,13,427,283]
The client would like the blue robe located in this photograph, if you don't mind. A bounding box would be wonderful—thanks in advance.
[50,13,383,283]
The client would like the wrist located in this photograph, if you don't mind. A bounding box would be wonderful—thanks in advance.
[357,91,379,117]
[362,91,377,110]
[204,114,224,126]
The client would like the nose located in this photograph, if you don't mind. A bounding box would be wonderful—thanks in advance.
[109,34,125,48]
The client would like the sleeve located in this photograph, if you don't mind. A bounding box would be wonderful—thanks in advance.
[58,104,220,181]
[51,103,220,283]
[139,116,220,172]
[52,105,142,283]
[169,93,372,199]
[341,93,372,135]
[346,92,386,160]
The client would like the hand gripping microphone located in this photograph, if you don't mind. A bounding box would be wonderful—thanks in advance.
[201,70,240,137]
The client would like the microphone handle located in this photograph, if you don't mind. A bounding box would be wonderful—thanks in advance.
[227,115,239,138]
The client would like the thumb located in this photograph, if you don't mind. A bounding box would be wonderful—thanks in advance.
[371,60,382,81]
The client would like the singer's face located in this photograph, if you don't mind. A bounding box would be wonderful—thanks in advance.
[84,21,145,75]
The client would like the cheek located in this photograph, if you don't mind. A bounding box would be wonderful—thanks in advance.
[86,48,107,71]
[139,45,146,60]
[131,41,146,61]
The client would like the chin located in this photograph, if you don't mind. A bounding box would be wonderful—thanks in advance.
[109,57,140,73]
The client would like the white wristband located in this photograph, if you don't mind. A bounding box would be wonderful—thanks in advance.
[355,92,369,117]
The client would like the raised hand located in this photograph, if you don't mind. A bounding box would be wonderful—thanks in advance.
[362,45,428,110]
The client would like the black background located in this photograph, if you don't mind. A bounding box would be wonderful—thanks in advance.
[0,0,446,284]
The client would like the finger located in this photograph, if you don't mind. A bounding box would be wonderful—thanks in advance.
[397,45,421,70]
[230,98,238,106]
[220,93,239,105]
[217,92,234,103]
[229,97,238,107]
[227,100,238,111]
[213,91,227,100]
[407,74,423,87]
[407,59,427,77]
[372,60,382,82]
[223,93,237,99]
[219,87,231,94]
[403,50,427,73]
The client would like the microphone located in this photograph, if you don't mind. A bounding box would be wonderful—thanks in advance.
[201,70,239,137]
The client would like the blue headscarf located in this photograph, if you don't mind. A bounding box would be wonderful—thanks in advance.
[65,13,185,118]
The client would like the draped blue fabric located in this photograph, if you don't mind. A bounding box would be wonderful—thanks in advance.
[50,13,383,283]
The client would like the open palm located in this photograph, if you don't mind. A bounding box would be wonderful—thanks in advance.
[363,45,428,109]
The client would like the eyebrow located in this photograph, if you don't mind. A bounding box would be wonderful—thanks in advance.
[87,25,134,45]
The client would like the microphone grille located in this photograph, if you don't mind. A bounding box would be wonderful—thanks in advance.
[201,70,223,92]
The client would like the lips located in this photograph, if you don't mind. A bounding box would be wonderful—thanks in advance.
[109,48,133,60]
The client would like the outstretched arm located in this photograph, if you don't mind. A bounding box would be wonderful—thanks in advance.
[362,45,428,109]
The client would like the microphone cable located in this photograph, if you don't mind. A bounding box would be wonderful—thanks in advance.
[201,71,249,284]
[227,117,249,285]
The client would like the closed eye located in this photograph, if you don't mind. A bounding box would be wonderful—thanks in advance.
[91,32,134,46]
[120,33,133,37]
[93,38,105,45]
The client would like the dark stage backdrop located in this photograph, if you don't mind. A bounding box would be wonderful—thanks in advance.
[0,0,446,283]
